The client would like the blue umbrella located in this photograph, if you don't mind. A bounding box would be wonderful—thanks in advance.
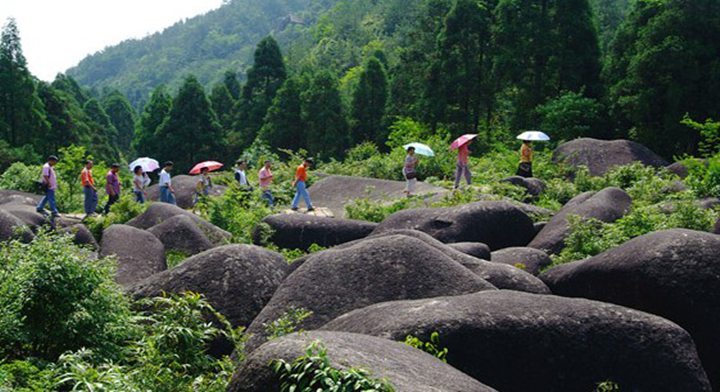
[403,142,435,157]
[517,131,551,141]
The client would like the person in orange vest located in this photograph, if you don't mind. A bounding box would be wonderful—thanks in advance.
[291,158,314,212]
[81,159,98,218]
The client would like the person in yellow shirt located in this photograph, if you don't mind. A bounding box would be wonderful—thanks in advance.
[517,140,533,178]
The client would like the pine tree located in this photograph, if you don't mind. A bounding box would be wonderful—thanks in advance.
[157,75,223,172]
[223,70,241,101]
[102,90,136,153]
[82,98,120,160]
[231,36,287,154]
[302,70,349,159]
[259,77,305,152]
[351,57,388,146]
[133,85,172,157]
[210,83,235,133]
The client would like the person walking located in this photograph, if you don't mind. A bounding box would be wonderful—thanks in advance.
[454,141,472,189]
[104,163,121,214]
[258,160,274,206]
[36,155,60,218]
[132,166,148,203]
[81,160,98,218]
[517,140,534,178]
[194,167,212,207]
[403,147,419,197]
[234,160,253,191]
[159,161,176,205]
[291,158,314,212]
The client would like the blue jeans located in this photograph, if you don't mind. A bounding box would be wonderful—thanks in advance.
[160,186,176,205]
[292,181,312,209]
[262,190,274,206]
[454,162,472,188]
[134,191,145,204]
[83,186,98,215]
[37,189,58,214]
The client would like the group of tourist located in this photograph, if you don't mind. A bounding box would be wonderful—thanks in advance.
[403,140,534,196]
[35,155,317,219]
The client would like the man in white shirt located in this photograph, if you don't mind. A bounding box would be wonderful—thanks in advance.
[159,161,176,205]
[234,160,253,191]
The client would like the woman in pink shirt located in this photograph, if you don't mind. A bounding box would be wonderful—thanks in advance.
[258,160,274,206]
[454,142,472,189]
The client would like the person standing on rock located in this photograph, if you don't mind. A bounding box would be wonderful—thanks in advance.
[36,155,60,218]
[454,141,472,189]
[517,140,533,178]
[159,161,176,205]
[259,160,274,206]
[132,166,148,204]
[403,146,419,197]
[104,163,121,214]
[81,159,98,218]
[194,167,212,207]
[291,158,314,212]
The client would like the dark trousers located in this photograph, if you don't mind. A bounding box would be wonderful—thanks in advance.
[104,193,119,214]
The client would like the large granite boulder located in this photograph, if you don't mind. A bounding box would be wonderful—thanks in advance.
[0,202,46,228]
[146,175,227,209]
[253,214,376,251]
[323,291,711,392]
[529,187,631,254]
[129,245,288,333]
[0,190,42,206]
[127,202,231,245]
[373,201,535,250]
[447,242,492,260]
[228,331,497,392]
[553,138,668,177]
[540,229,720,389]
[243,234,496,351]
[59,224,98,250]
[148,215,215,256]
[0,209,33,243]
[499,176,546,197]
[490,247,551,276]
[307,175,447,218]
[100,224,166,286]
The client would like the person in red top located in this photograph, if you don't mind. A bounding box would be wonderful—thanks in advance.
[291,158,314,212]
[81,160,98,218]
[454,142,472,189]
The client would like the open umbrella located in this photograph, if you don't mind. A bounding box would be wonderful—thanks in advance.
[449,134,478,150]
[189,161,224,175]
[403,142,435,157]
[128,157,159,173]
[517,131,551,141]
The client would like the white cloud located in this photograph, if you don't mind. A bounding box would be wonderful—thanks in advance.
[0,0,224,81]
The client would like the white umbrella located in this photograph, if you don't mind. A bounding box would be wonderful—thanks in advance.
[403,142,435,157]
[129,157,160,173]
[517,131,551,141]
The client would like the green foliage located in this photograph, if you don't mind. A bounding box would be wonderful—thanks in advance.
[264,306,314,341]
[85,195,148,241]
[133,84,172,157]
[272,340,395,392]
[683,155,720,198]
[0,162,41,193]
[402,332,448,363]
[203,185,276,243]
[681,114,720,158]
[351,56,389,146]
[102,90,137,153]
[536,91,606,141]
[302,69,349,159]
[0,360,55,391]
[165,251,189,269]
[0,231,134,361]
[596,380,621,392]
[259,77,306,153]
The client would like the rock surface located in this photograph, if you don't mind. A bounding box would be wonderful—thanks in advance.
[243,234,496,351]
[323,291,711,392]
[0,209,33,242]
[540,229,720,389]
[373,200,536,250]
[0,202,46,228]
[148,214,215,256]
[491,247,551,275]
[447,242,492,260]
[499,176,546,197]
[553,138,668,177]
[0,190,42,206]
[253,213,376,251]
[127,202,231,245]
[59,224,98,249]
[146,174,227,209]
[228,331,497,392]
[529,187,631,254]
[100,224,166,286]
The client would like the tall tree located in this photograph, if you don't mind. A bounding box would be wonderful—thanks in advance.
[0,18,48,146]
[82,98,120,160]
[156,76,223,172]
[259,77,305,152]
[231,36,287,154]
[223,70,241,101]
[494,0,602,128]
[302,70,349,159]
[102,90,136,153]
[604,0,720,157]
[351,57,389,146]
[133,84,172,157]
[210,83,235,133]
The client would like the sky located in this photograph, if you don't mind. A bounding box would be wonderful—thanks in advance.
[0,0,225,81]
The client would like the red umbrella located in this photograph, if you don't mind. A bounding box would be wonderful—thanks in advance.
[189,161,224,175]
[449,134,478,150]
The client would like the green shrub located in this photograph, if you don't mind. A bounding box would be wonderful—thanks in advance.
[0,231,134,362]
[166,251,189,268]
[0,162,42,194]
[684,154,720,198]
[596,380,621,392]
[264,306,313,341]
[203,186,276,243]
[402,332,448,363]
[536,91,605,141]
[271,341,395,392]
[0,359,54,391]
[85,195,148,241]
